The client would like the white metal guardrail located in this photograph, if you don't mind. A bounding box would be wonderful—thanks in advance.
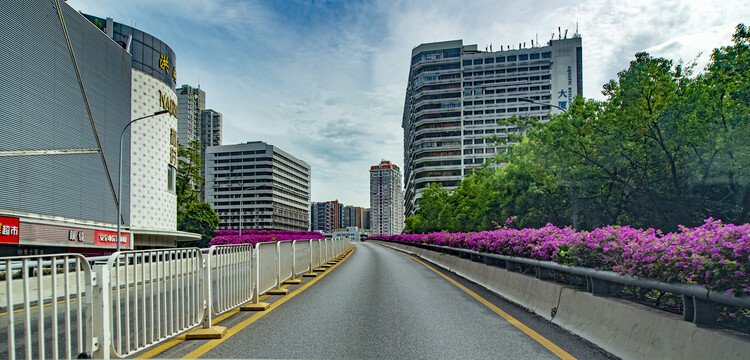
[256,242,279,296]
[93,249,204,358]
[293,240,311,276]
[1,255,93,360]
[311,240,321,269]
[1,238,352,359]
[279,241,293,284]
[203,244,254,329]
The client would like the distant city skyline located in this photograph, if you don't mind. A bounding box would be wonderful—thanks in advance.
[68,0,749,207]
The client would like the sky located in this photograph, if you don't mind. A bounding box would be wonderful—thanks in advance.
[68,0,748,208]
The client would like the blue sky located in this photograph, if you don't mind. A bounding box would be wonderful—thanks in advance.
[68,0,748,208]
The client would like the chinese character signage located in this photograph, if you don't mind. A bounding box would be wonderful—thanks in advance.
[158,53,177,84]
[0,216,20,244]
[68,230,85,242]
[169,128,178,167]
[94,230,130,248]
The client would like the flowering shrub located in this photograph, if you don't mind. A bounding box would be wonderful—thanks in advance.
[367,218,750,295]
[209,229,324,246]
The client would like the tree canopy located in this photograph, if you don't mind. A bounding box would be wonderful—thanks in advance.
[177,140,219,247]
[405,24,750,234]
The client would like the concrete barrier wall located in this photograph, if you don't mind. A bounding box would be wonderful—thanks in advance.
[375,241,750,360]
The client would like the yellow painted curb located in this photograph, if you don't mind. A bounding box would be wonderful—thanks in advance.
[181,245,355,359]
[382,245,576,360]
[239,302,270,311]
[267,288,289,295]
[185,326,227,340]
[302,272,318,277]
[313,267,326,272]
[283,279,302,285]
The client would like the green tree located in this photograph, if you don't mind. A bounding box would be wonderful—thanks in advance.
[176,140,219,246]
[177,140,203,209]
[406,24,750,233]
[178,202,219,248]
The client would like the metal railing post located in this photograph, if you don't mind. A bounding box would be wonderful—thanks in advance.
[275,241,282,290]
[201,251,212,329]
[252,245,260,303]
[291,241,296,277]
[309,240,313,271]
[92,264,111,359]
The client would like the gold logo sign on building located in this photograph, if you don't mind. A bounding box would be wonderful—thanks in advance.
[158,90,178,118]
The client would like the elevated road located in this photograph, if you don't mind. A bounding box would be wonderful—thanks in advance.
[157,242,615,359]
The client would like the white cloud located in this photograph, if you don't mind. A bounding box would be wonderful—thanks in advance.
[67,0,749,207]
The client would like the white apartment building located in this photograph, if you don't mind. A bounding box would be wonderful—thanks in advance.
[370,160,404,236]
[205,142,311,231]
[176,84,205,148]
[402,35,583,215]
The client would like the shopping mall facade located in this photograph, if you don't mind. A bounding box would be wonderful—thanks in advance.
[0,1,199,256]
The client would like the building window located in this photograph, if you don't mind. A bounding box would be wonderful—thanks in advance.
[168,165,176,193]
[496,56,505,62]
[507,55,517,62]
[485,57,494,64]
[519,54,528,61]
[542,52,551,59]
[530,53,540,60]
[473,59,483,65]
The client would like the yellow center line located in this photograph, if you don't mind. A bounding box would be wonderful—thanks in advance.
[381,245,576,360]
[181,247,354,359]
[135,290,279,359]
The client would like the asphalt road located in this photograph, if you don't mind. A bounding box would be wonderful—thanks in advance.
[159,241,615,359]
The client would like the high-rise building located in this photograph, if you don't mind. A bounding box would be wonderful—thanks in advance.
[0,3,199,257]
[200,109,222,149]
[310,201,343,232]
[343,206,368,229]
[199,109,222,201]
[363,208,371,230]
[82,14,201,249]
[402,35,583,215]
[370,161,404,236]
[176,84,205,148]
[205,141,311,231]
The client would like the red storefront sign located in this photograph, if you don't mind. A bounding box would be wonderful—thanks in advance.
[94,230,130,248]
[0,216,20,244]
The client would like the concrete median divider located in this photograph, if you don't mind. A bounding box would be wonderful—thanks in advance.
[374,240,750,360]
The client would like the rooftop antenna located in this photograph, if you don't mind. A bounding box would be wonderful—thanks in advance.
[490,43,492,51]
[551,33,555,40]
[564,29,568,39]
[575,22,580,36]
[518,42,521,49]
[531,39,534,47]
[536,33,539,46]
[500,45,503,51]
[523,42,526,48]
[558,27,561,39]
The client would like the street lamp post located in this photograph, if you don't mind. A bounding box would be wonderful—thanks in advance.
[116,109,169,253]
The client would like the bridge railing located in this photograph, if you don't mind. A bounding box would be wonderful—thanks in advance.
[95,249,204,358]
[293,240,311,277]
[380,240,750,327]
[1,255,93,360]
[204,243,254,329]
[1,237,352,359]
